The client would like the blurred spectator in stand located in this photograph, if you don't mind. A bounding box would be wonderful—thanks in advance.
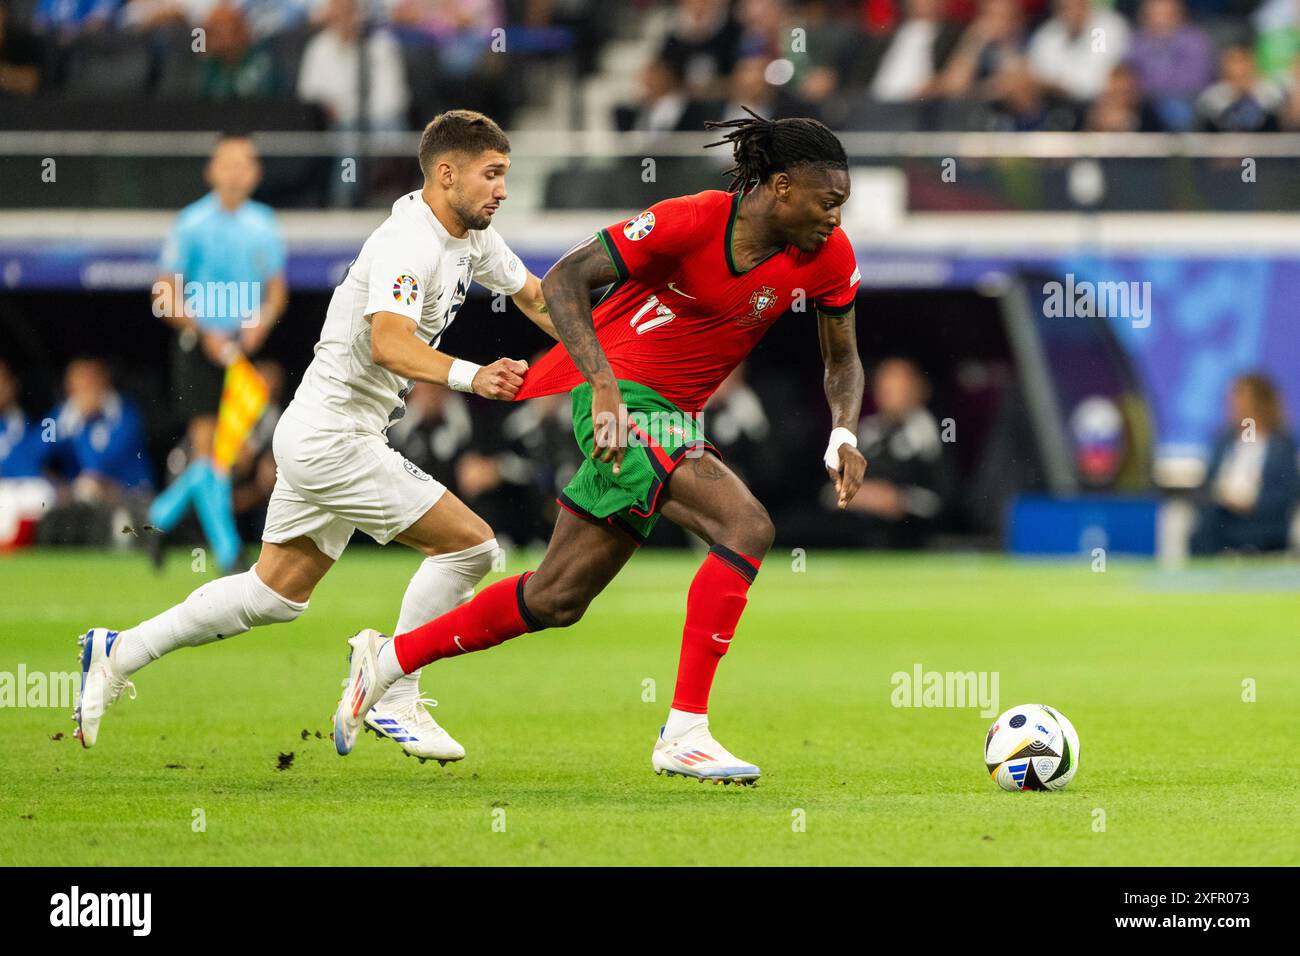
[660,0,742,98]
[122,0,316,39]
[1126,0,1213,130]
[33,0,118,88]
[1280,53,1300,130]
[387,381,474,493]
[1196,44,1285,131]
[1085,62,1164,130]
[392,0,510,120]
[987,56,1080,130]
[43,359,152,500]
[868,0,963,103]
[1253,0,1299,81]
[0,358,40,478]
[1027,0,1131,103]
[777,358,954,549]
[843,357,954,548]
[457,376,584,547]
[615,57,718,133]
[392,0,500,78]
[0,0,43,95]
[935,0,1027,99]
[702,364,784,502]
[196,1,278,98]
[0,358,53,548]
[1190,373,1299,554]
[33,0,118,38]
[26,360,153,549]
[716,53,811,123]
[298,0,410,130]
[737,0,843,109]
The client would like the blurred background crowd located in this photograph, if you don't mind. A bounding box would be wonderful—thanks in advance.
[1,0,1298,566]
[3,0,1300,135]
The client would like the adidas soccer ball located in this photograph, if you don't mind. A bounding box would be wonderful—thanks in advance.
[983,704,1080,792]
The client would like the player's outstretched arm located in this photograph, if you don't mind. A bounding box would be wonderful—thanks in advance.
[510,271,559,340]
[369,310,527,400]
[817,305,868,509]
[541,236,626,471]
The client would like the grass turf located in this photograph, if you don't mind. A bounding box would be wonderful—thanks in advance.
[0,548,1296,866]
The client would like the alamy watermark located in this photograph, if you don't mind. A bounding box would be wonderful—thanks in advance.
[890,664,1000,717]
[0,666,78,708]
[1043,274,1151,329]
[593,405,708,460]
[152,275,262,328]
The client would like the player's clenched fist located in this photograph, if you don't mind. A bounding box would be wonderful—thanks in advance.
[472,357,529,400]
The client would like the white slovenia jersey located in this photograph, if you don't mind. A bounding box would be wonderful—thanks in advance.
[288,191,527,435]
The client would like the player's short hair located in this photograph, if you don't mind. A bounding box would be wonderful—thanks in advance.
[704,108,848,193]
[418,110,511,178]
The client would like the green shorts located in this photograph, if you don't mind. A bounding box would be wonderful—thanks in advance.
[558,379,717,544]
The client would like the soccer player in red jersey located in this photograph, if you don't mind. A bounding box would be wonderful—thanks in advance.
[334,111,868,782]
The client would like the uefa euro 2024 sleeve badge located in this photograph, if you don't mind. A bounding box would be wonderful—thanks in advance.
[392,274,420,306]
[624,211,656,241]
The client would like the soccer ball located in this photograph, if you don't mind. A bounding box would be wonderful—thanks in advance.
[983,704,1080,792]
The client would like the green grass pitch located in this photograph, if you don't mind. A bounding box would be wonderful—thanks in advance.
[1,548,1296,866]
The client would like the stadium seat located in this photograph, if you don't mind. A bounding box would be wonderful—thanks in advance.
[926,98,996,133]
[154,25,204,100]
[839,100,924,133]
[61,33,154,100]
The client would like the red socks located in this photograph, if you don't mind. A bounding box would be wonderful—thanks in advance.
[393,572,543,672]
[671,545,762,714]
[392,546,762,709]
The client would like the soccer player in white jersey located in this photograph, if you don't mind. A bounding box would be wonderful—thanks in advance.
[74,110,557,761]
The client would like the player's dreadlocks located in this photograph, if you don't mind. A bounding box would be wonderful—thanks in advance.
[704,107,848,194]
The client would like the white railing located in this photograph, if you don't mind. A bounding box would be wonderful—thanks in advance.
[1,130,1299,158]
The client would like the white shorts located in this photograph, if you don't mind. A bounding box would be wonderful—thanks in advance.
[261,409,446,561]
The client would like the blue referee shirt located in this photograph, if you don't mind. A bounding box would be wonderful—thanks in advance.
[159,193,287,335]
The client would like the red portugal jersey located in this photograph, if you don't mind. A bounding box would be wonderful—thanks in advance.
[515,190,860,413]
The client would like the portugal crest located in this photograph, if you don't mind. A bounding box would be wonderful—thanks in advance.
[737,285,779,327]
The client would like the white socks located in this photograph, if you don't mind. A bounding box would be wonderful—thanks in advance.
[110,540,498,689]
[113,567,308,676]
[663,707,708,740]
[377,539,500,707]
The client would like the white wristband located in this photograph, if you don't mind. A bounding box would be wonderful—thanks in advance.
[447,359,481,393]
[823,426,858,472]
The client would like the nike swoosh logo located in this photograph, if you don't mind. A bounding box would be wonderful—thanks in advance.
[666,282,696,299]
[453,635,467,653]
[711,633,732,644]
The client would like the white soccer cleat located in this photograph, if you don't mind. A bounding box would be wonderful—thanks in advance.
[652,722,761,785]
[74,628,136,749]
[332,629,396,756]
[364,696,466,765]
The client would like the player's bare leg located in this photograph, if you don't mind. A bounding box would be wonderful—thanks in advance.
[517,508,639,628]
[76,537,330,747]
[357,491,501,763]
[334,508,636,754]
[649,451,775,784]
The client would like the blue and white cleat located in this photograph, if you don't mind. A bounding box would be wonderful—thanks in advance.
[74,628,135,748]
[652,722,761,785]
[364,696,466,766]
[332,629,395,756]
